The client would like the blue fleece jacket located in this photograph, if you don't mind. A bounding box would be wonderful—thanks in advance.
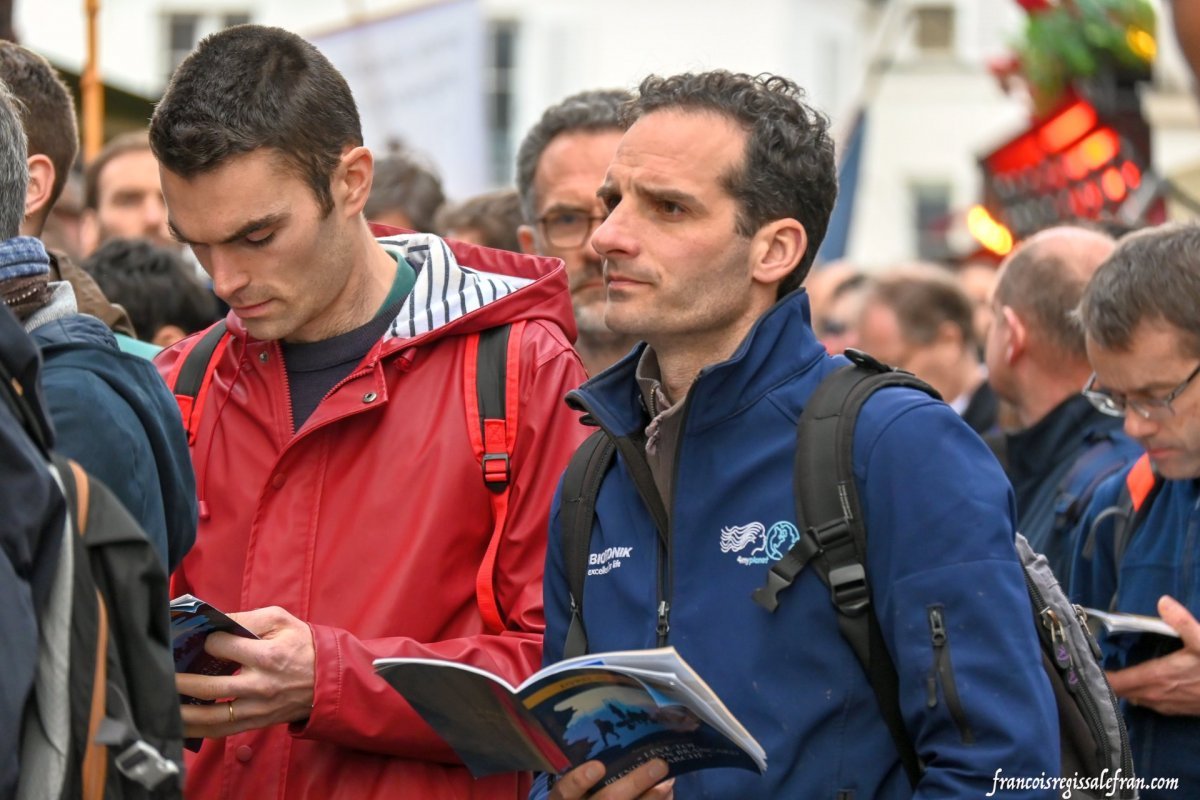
[30,310,196,571]
[535,291,1059,799]
[1071,468,1200,799]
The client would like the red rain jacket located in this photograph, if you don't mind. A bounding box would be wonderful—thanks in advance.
[159,230,589,799]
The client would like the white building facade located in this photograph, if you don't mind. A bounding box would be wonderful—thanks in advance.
[14,0,1197,264]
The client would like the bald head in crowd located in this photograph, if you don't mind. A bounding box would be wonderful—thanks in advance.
[985,225,1116,427]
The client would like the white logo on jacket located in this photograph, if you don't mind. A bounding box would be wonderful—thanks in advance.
[588,546,634,576]
[720,521,801,565]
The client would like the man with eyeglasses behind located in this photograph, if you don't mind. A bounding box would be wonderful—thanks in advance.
[517,90,639,376]
[1070,223,1200,799]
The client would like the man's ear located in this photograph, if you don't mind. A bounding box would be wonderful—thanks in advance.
[25,154,56,230]
[750,218,807,288]
[337,145,374,217]
[1000,305,1026,364]
[517,224,538,255]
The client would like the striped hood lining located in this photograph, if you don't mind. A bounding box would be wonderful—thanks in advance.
[379,233,534,341]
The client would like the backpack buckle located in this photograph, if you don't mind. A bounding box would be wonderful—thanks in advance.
[809,517,851,550]
[751,567,794,612]
[482,453,511,491]
[113,740,181,790]
[828,563,869,616]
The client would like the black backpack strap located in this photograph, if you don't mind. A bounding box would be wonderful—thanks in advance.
[173,320,228,400]
[171,320,229,447]
[559,429,617,659]
[753,349,938,788]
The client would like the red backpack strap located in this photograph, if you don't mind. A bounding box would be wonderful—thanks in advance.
[169,321,229,446]
[462,320,525,634]
[1125,453,1156,512]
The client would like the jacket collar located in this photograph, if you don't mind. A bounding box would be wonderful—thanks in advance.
[221,226,576,353]
[1005,393,1123,483]
[569,289,828,435]
[23,281,79,333]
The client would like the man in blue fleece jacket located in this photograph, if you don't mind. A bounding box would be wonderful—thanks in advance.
[1071,223,1200,799]
[537,71,1058,800]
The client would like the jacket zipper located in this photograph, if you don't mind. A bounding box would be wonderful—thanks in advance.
[654,390,697,647]
[927,606,975,744]
[274,341,296,436]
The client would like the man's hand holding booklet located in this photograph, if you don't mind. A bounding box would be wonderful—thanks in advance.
[169,594,260,750]
[374,646,765,790]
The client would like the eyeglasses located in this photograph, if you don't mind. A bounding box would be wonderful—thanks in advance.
[536,209,606,249]
[1083,362,1200,421]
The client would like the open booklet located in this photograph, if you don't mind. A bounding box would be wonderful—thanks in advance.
[1080,607,1180,639]
[373,646,766,787]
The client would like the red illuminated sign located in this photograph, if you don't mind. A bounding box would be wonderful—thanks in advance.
[979,93,1158,242]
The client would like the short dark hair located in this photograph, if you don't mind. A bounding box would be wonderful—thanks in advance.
[0,42,78,213]
[625,71,837,296]
[870,265,977,352]
[434,188,523,253]
[82,238,218,340]
[515,88,630,223]
[363,151,445,233]
[150,24,362,215]
[995,227,1113,362]
[1078,223,1200,357]
[84,130,151,210]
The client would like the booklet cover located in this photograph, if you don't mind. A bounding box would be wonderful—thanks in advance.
[1080,607,1180,639]
[374,646,765,788]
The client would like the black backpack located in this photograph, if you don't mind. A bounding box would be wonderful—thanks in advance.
[1,358,184,799]
[560,349,1136,798]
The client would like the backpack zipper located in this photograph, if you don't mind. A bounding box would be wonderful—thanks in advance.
[1073,605,1135,796]
[1025,572,1115,775]
[927,606,975,744]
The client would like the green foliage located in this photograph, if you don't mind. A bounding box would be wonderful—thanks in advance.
[1015,0,1156,115]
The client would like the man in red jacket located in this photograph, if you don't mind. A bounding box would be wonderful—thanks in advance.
[150,24,588,799]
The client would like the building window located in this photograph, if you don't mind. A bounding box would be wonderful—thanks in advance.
[912,183,952,261]
[164,11,252,78]
[487,20,518,185]
[166,13,200,75]
[914,5,955,53]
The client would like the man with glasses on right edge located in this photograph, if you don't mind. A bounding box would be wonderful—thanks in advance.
[1072,223,1200,799]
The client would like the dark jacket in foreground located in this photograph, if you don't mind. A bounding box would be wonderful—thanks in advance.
[0,303,65,798]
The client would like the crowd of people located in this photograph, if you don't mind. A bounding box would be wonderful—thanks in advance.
[2,20,1199,800]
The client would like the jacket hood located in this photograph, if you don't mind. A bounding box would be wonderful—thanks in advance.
[27,285,119,351]
[570,289,829,436]
[30,307,197,568]
[222,225,577,349]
